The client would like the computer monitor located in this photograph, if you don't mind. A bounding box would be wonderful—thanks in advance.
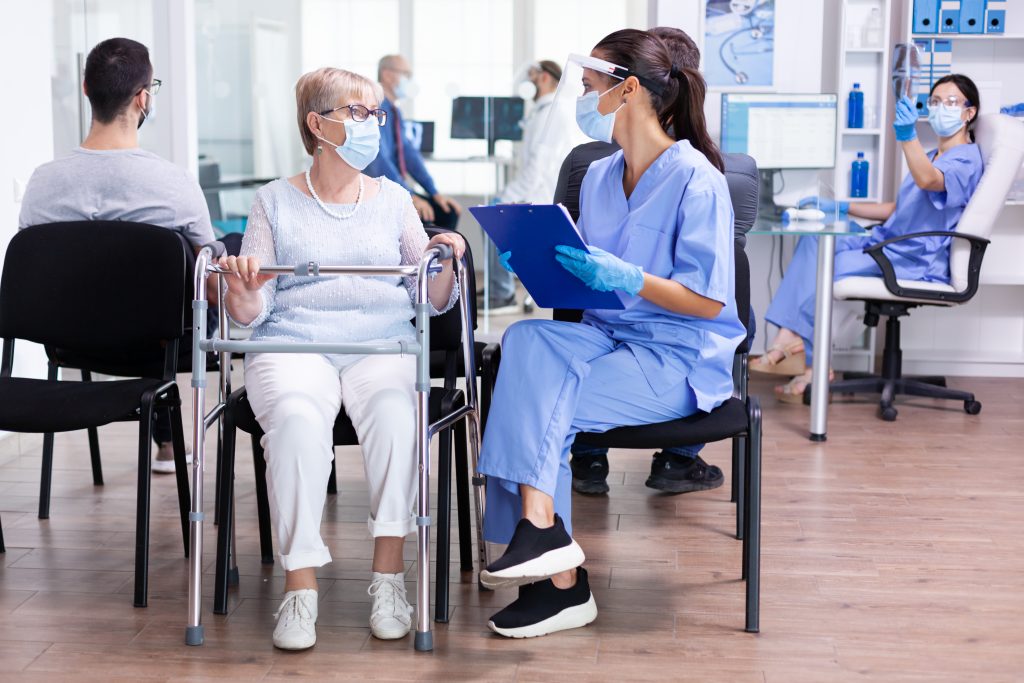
[721,93,838,216]
[405,120,435,156]
[450,96,524,156]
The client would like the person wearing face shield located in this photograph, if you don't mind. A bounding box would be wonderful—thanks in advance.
[216,67,464,651]
[548,27,731,498]
[752,74,984,403]
[17,37,218,475]
[486,60,576,314]
[476,29,745,638]
[364,54,462,230]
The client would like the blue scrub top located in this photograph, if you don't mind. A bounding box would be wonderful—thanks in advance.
[577,140,746,412]
[868,143,983,283]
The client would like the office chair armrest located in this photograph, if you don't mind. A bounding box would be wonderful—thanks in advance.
[862,231,990,304]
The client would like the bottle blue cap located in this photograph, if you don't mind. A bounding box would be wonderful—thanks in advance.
[857,151,865,158]
[853,82,860,88]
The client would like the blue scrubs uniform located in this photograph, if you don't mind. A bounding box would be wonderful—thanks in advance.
[766,143,983,366]
[478,141,746,543]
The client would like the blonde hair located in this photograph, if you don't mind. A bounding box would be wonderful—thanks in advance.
[295,67,383,155]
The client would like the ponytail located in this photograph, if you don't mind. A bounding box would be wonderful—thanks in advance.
[666,66,724,173]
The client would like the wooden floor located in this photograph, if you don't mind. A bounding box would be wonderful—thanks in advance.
[1,365,1022,682]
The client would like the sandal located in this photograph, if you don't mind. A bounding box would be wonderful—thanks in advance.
[774,371,835,405]
[750,341,806,376]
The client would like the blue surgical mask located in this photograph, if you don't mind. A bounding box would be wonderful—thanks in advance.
[575,81,625,144]
[927,104,965,138]
[137,90,155,130]
[316,115,381,170]
[394,75,417,100]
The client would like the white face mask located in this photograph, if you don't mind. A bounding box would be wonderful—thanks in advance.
[137,90,155,129]
[394,75,418,100]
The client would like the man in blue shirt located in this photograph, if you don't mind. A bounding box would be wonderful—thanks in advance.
[366,54,462,229]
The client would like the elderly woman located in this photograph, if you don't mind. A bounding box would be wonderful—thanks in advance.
[218,67,464,650]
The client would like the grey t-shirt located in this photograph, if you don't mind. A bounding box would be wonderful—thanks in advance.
[18,147,214,248]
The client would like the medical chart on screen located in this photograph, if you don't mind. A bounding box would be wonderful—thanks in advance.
[704,0,776,88]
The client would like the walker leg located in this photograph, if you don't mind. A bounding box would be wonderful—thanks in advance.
[414,390,433,651]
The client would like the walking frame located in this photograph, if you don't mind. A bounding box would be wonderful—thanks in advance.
[184,244,490,651]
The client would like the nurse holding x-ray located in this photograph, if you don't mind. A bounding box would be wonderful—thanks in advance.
[752,74,985,402]
[475,29,745,639]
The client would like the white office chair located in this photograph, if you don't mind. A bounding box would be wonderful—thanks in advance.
[830,113,1024,421]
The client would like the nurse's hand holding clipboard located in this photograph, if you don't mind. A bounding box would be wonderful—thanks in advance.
[553,245,645,296]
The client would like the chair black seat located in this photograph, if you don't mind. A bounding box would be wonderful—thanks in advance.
[575,397,748,450]
[49,341,219,379]
[0,376,165,433]
[231,388,461,443]
[429,341,489,378]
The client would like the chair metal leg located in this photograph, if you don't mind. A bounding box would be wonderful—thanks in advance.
[744,397,762,634]
[731,438,739,504]
[169,393,191,557]
[80,371,104,486]
[214,405,237,615]
[434,394,456,624]
[327,455,338,495]
[0,512,5,553]
[38,362,59,520]
[252,434,274,565]
[453,404,473,573]
[735,434,746,541]
[134,391,157,608]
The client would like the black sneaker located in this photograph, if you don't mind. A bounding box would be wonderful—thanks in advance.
[488,567,598,638]
[645,453,724,494]
[570,453,610,495]
[479,515,585,590]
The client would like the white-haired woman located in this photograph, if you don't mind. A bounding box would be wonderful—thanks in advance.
[219,67,464,650]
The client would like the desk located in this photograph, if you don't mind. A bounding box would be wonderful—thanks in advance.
[749,217,867,441]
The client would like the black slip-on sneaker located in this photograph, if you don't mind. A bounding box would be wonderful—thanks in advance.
[488,567,597,638]
[645,452,725,494]
[479,515,585,590]
[570,452,610,495]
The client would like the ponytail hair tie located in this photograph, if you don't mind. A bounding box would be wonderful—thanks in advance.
[670,66,683,78]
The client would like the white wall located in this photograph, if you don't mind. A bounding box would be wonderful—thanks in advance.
[0,1,55,384]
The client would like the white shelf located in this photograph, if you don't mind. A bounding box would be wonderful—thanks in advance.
[1006,199,1024,206]
[845,46,886,53]
[911,33,1024,40]
[980,275,1024,286]
[843,128,882,135]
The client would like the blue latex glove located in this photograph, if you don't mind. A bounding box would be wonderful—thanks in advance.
[798,196,849,216]
[893,95,918,142]
[554,245,645,296]
[498,250,514,273]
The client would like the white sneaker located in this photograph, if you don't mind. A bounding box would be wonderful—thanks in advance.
[273,589,318,650]
[368,572,413,640]
[151,442,193,474]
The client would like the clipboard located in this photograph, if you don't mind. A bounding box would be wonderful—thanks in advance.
[469,204,625,310]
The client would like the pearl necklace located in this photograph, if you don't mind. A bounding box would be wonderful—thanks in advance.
[305,167,363,220]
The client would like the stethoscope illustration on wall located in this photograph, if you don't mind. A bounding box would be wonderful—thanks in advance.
[708,0,775,84]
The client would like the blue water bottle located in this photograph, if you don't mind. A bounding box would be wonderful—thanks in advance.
[847,83,864,128]
[850,152,869,198]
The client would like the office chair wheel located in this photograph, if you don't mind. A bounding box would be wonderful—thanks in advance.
[964,400,982,415]
[879,405,898,422]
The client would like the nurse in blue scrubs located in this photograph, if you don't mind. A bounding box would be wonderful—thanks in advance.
[752,74,984,402]
[476,29,746,638]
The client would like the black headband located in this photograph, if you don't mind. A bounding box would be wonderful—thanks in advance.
[606,64,667,97]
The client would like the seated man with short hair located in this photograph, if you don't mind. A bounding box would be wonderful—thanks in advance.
[18,37,216,473]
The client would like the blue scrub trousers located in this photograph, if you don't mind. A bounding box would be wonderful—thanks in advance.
[478,319,699,544]
[765,234,880,367]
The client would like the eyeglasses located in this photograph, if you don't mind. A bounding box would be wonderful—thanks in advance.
[147,79,162,96]
[927,95,971,108]
[318,103,387,126]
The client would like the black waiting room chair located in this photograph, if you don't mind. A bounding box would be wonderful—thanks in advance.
[212,227,484,623]
[0,222,192,608]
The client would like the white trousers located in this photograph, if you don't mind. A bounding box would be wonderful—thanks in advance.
[244,352,418,571]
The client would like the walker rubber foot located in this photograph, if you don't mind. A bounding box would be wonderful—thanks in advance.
[414,630,433,651]
[809,433,827,442]
[185,625,205,646]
